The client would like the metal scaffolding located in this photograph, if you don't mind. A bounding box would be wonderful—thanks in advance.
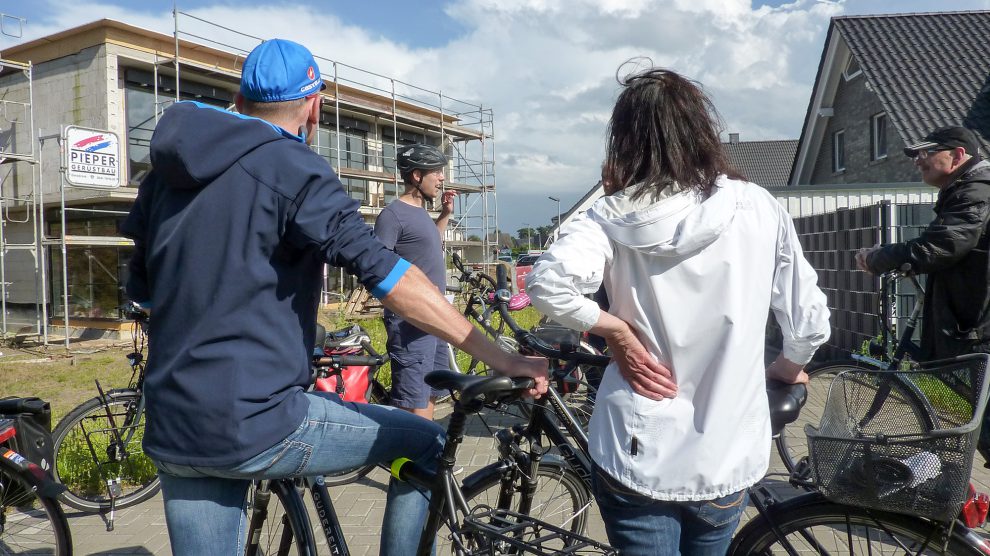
[0,6,499,342]
[166,8,499,261]
[0,12,45,341]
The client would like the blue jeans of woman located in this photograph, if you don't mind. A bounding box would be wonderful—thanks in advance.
[153,392,445,556]
[592,466,748,556]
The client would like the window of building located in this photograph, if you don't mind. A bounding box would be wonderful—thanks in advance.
[871,113,887,160]
[124,69,231,184]
[314,127,370,204]
[832,129,845,172]
[843,56,862,81]
[47,205,133,319]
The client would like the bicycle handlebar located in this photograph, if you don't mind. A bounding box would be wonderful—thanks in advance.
[314,353,387,368]
[494,265,611,367]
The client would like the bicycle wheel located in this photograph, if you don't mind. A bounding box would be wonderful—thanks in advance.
[51,391,160,512]
[459,458,591,536]
[729,493,984,555]
[0,459,72,555]
[775,360,935,473]
[244,480,314,556]
[321,384,388,487]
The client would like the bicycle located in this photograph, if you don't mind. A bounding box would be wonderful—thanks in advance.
[311,326,392,487]
[49,305,158,529]
[242,369,618,556]
[730,352,990,554]
[446,253,521,378]
[1,399,73,555]
[491,265,990,554]
[776,265,940,474]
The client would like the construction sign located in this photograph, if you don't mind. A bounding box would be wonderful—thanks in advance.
[64,126,121,188]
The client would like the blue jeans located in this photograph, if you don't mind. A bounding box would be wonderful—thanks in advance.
[592,466,748,556]
[154,392,445,556]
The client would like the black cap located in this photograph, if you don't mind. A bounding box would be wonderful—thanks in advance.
[903,126,980,157]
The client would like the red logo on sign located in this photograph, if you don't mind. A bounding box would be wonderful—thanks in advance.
[307,66,315,80]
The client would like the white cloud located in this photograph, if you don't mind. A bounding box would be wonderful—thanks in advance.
[5,0,989,234]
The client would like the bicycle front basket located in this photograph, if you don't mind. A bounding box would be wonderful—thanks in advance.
[806,353,990,523]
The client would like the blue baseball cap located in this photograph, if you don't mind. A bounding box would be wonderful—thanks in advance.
[240,39,326,102]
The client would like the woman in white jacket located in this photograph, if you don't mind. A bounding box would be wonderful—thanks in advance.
[525,66,831,555]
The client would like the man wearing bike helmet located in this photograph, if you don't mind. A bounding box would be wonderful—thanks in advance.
[375,143,458,420]
[121,39,546,555]
[856,125,990,461]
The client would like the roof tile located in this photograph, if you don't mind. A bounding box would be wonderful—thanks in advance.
[835,11,990,152]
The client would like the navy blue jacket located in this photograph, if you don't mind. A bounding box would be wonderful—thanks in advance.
[121,102,407,466]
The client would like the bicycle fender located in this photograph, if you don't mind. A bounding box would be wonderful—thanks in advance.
[1,449,67,498]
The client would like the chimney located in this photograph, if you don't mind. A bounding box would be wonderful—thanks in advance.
[729,133,740,144]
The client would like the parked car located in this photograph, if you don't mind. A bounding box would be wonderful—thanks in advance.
[514,254,542,292]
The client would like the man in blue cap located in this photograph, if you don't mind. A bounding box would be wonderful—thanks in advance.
[121,38,547,554]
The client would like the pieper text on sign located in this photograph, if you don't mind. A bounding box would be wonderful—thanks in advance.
[64,126,121,188]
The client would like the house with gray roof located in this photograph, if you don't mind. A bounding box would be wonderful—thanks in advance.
[724,133,797,189]
[790,10,990,187]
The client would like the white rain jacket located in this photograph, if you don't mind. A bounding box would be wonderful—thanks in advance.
[526,176,830,501]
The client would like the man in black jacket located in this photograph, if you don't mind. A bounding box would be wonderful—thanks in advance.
[856,125,990,457]
[122,38,546,555]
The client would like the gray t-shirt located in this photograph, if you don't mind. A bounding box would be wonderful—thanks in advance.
[374,200,445,293]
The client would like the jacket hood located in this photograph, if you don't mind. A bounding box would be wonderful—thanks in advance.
[587,177,740,257]
[150,101,298,189]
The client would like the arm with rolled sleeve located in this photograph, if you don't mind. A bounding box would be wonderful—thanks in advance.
[525,213,611,331]
[769,208,831,369]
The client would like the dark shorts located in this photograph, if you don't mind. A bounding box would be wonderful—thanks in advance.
[384,313,450,409]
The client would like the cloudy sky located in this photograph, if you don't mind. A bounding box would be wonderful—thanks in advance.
[3,0,989,236]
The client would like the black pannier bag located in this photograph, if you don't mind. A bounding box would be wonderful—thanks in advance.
[0,397,54,472]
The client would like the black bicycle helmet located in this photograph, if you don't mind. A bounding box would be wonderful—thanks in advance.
[397,144,447,177]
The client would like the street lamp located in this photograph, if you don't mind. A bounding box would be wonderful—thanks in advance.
[548,196,561,242]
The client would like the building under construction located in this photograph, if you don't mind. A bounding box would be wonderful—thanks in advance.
[0,12,498,342]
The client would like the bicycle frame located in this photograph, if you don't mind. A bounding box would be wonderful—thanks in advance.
[245,397,505,556]
[852,270,925,371]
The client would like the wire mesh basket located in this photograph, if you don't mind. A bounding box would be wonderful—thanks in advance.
[461,508,618,555]
[806,353,990,522]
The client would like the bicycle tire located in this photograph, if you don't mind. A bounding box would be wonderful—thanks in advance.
[51,390,160,512]
[0,456,72,556]
[729,492,984,555]
[459,457,591,536]
[244,480,314,556]
[775,359,935,473]
[320,384,389,487]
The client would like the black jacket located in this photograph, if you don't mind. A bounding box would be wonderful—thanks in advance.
[120,102,405,466]
[867,158,990,359]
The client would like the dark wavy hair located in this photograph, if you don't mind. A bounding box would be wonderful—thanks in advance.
[603,63,739,200]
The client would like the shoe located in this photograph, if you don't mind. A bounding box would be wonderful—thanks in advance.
[453,466,464,476]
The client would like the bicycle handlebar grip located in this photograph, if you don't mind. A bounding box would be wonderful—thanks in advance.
[496,263,508,290]
[360,340,385,360]
[452,252,464,272]
[446,284,463,293]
